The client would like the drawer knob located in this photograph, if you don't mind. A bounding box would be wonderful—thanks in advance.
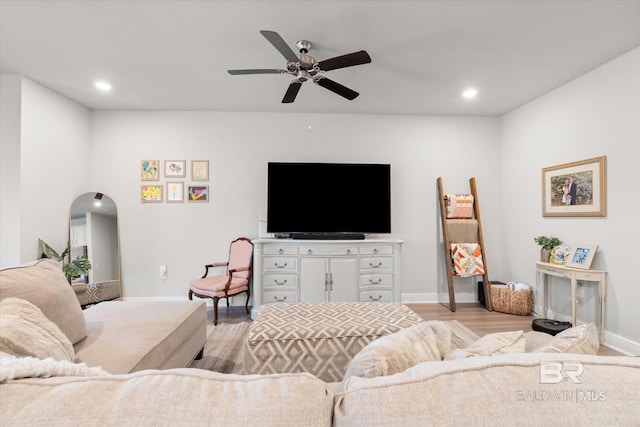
[278,248,284,254]
[373,248,379,254]
[274,279,288,285]
[369,278,382,284]
[307,249,313,255]
[274,262,288,268]
[370,262,382,268]
[273,295,287,302]
[346,249,352,255]
[369,295,382,301]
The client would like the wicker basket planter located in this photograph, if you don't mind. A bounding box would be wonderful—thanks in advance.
[490,284,533,316]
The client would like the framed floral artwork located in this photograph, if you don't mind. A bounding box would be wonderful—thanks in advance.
[542,156,606,217]
[141,185,163,203]
[141,160,160,181]
[164,160,186,178]
[187,185,208,202]
[166,182,184,203]
[550,245,571,266]
[191,160,209,181]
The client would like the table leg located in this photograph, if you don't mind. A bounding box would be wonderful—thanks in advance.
[570,276,577,326]
[599,278,606,344]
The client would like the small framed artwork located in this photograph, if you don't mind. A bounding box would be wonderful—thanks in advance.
[541,156,606,217]
[166,182,184,203]
[141,160,160,181]
[188,185,208,202]
[164,160,186,178]
[566,244,598,269]
[141,185,163,203]
[191,160,209,181]
[549,245,571,266]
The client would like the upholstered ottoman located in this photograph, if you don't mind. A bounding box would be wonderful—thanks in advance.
[244,302,424,382]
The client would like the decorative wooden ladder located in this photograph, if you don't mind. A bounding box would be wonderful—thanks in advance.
[437,177,492,312]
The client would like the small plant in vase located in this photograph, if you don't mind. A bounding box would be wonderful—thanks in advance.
[534,236,562,263]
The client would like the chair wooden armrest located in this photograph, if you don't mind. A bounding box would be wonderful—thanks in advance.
[202,261,229,278]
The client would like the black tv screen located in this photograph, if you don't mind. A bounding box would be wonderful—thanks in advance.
[267,162,391,235]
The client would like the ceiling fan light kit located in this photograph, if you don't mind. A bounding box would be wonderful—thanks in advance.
[228,30,371,104]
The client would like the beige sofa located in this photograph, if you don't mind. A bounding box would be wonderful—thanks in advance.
[1,260,638,425]
[0,259,207,374]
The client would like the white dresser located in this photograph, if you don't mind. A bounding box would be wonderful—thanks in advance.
[251,238,403,318]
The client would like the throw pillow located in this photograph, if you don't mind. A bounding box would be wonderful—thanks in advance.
[342,320,452,383]
[532,323,599,355]
[0,297,75,361]
[444,330,525,360]
[0,259,87,344]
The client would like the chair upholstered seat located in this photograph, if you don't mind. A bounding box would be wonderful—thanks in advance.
[189,276,249,298]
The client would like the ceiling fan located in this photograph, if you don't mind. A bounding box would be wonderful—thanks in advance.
[228,30,371,103]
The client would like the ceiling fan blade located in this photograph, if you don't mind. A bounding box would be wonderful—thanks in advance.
[317,50,371,72]
[315,78,359,100]
[260,30,299,62]
[228,69,283,75]
[282,81,303,103]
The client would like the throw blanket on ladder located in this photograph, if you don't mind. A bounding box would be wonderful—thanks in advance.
[451,243,485,277]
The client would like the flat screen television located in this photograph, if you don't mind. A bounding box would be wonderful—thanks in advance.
[267,162,391,238]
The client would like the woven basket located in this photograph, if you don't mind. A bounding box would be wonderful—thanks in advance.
[490,285,532,316]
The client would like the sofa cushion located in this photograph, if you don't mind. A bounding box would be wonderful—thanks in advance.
[0,368,334,426]
[532,323,600,354]
[342,321,452,382]
[0,259,87,345]
[444,330,525,360]
[0,298,74,362]
[335,353,640,426]
[73,300,207,373]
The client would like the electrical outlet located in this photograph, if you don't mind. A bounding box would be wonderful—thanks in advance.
[576,283,584,299]
[159,265,167,279]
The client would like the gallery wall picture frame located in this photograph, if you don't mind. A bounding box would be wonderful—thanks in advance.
[187,185,209,202]
[164,160,186,178]
[191,160,209,181]
[166,182,184,203]
[542,156,606,217]
[566,244,598,269]
[141,160,160,181]
[141,185,163,203]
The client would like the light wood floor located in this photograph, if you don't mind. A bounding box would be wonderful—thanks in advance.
[212,302,624,356]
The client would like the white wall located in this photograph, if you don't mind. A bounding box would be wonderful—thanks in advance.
[89,112,503,301]
[501,47,640,351]
[0,76,92,267]
[0,75,22,268]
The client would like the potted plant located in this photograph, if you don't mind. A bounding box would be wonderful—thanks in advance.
[533,236,562,263]
[39,238,92,282]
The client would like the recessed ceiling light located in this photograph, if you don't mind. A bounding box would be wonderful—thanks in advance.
[94,81,112,91]
[462,88,478,99]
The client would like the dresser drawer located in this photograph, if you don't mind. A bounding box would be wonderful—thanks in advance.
[263,244,298,255]
[359,289,393,303]
[263,290,298,304]
[359,273,393,288]
[359,245,393,255]
[359,257,393,271]
[263,256,297,272]
[263,273,297,289]
[299,245,358,256]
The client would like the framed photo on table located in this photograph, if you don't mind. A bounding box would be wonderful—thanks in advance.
[541,156,606,217]
[566,244,597,269]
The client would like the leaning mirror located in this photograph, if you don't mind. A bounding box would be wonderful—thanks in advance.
[69,192,121,306]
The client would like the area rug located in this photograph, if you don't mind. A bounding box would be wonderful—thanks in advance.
[187,319,479,376]
[188,322,250,374]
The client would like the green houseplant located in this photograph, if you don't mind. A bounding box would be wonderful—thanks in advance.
[39,238,92,282]
[534,236,562,262]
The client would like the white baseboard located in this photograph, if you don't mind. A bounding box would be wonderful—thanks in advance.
[401,292,480,304]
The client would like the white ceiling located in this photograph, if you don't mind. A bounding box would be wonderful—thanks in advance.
[1,0,639,116]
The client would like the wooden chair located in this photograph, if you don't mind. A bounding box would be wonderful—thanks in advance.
[188,237,253,325]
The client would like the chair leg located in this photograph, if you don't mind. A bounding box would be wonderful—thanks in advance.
[244,289,250,315]
[213,297,220,326]
[188,289,193,300]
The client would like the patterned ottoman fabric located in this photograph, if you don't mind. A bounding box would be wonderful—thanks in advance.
[245,302,424,382]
